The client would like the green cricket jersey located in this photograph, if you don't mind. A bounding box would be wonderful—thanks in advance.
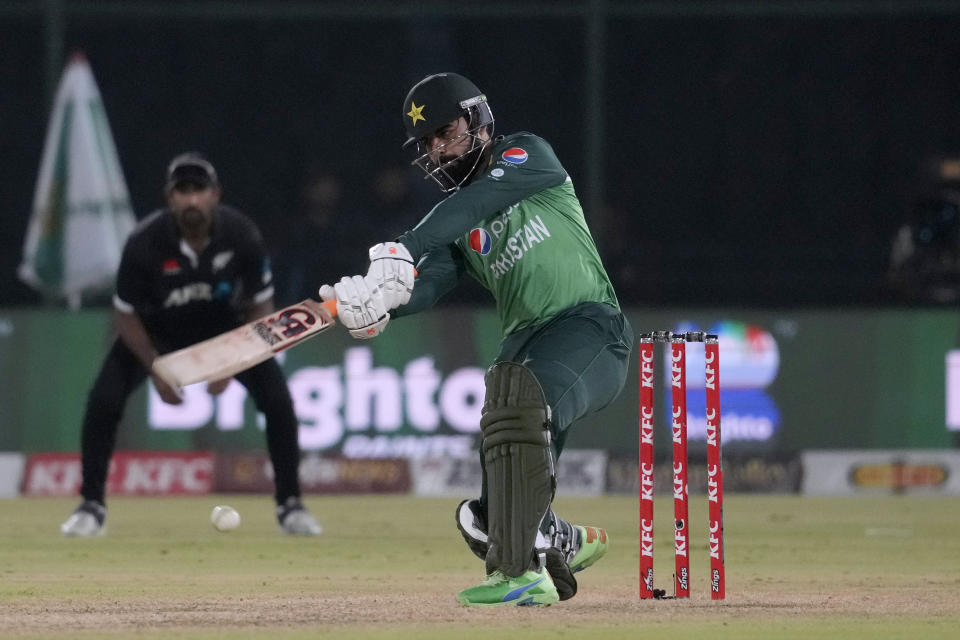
[396,132,619,336]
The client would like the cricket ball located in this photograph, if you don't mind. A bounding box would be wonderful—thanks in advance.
[210,505,241,532]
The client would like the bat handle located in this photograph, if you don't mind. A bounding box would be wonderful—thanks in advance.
[321,298,338,318]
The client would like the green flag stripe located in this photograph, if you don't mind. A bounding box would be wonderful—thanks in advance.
[32,100,73,291]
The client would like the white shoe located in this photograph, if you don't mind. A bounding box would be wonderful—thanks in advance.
[61,501,106,537]
[277,498,322,536]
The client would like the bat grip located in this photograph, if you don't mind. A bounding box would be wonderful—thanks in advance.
[322,298,338,318]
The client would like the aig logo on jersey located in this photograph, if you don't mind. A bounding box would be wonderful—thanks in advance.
[164,283,213,308]
[469,228,493,255]
[501,148,528,164]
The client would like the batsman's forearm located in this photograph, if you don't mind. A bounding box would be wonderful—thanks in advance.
[113,309,160,370]
[392,276,454,318]
[392,243,462,319]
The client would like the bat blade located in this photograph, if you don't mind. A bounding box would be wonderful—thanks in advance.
[151,299,337,390]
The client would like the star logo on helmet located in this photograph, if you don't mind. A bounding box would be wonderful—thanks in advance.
[407,102,426,125]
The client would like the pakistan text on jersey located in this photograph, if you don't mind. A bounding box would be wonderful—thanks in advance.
[486,202,521,239]
[488,215,551,279]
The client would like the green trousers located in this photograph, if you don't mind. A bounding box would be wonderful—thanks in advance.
[479,301,634,508]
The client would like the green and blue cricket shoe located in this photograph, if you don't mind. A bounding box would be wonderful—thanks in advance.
[569,525,608,573]
[457,568,559,607]
[544,525,609,601]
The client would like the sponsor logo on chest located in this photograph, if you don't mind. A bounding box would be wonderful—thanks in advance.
[163,282,213,308]
[467,203,552,280]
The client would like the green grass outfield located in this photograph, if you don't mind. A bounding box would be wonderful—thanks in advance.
[1,494,958,639]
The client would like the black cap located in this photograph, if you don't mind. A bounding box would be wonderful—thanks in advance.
[165,152,218,190]
[402,73,486,149]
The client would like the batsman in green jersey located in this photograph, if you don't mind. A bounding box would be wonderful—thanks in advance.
[320,73,634,606]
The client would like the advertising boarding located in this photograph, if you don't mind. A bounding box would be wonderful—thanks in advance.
[1,308,958,458]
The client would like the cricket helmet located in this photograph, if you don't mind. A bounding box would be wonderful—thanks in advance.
[401,72,494,192]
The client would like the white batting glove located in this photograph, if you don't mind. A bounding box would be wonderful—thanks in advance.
[366,241,415,311]
[319,275,389,339]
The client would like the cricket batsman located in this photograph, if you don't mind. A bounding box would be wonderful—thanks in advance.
[320,72,634,606]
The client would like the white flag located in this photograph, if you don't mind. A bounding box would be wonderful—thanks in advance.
[18,53,136,309]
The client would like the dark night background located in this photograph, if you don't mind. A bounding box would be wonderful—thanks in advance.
[3,1,960,309]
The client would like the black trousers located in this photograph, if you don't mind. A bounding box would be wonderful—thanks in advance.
[80,339,302,505]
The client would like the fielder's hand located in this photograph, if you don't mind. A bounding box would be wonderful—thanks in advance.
[150,372,184,405]
[366,241,415,310]
[319,275,390,339]
[207,378,231,396]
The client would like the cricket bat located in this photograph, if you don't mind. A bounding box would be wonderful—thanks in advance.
[151,298,337,391]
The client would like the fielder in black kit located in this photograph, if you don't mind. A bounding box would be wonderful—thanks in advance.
[60,152,325,537]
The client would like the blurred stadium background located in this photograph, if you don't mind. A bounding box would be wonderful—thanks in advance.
[3,0,960,570]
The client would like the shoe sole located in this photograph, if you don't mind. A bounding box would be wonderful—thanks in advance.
[457,592,558,607]
[454,500,488,561]
[457,598,557,607]
[61,527,105,537]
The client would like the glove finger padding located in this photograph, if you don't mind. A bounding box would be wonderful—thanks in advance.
[325,275,390,339]
[367,242,415,310]
[318,284,336,302]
